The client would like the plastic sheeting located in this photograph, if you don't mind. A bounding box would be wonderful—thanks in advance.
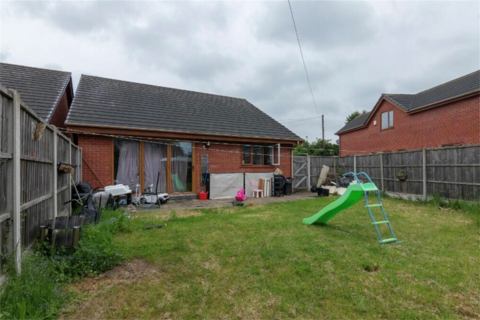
[210,173,244,200]
[245,173,274,197]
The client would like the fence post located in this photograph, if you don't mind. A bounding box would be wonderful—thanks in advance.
[306,154,311,190]
[333,156,337,174]
[291,149,294,191]
[12,90,21,272]
[353,154,357,173]
[68,140,72,215]
[79,148,82,183]
[422,148,427,201]
[53,129,58,218]
[380,153,384,192]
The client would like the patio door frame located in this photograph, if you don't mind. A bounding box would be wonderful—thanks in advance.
[111,139,196,195]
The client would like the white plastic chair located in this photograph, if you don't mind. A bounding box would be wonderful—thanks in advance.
[250,180,263,198]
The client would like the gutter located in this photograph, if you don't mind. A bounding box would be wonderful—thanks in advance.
[66,122,304,145]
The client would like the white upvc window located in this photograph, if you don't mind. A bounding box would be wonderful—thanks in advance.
[381,111,394,129]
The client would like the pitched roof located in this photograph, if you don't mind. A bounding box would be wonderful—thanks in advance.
[408,70,480,111]
[336,112,371,134]
[383,94,415,110]
[336,70,480,134]
[66,75,302,141]
[0,63,72,122]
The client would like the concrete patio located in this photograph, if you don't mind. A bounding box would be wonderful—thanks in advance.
[150,191,317,211]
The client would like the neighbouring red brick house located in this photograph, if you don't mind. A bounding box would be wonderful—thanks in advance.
[0,63,74,130]
[66,75,302,197]
[336,70,480,156]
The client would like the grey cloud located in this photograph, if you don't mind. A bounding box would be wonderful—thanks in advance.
[1,0,478,143]
[0,51,10,61]
[9,1,140,34]
[121,2,237,81]
[43,63,63,71]
[257,1,376,49]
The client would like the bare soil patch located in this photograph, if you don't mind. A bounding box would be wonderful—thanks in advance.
[61,259,161,319]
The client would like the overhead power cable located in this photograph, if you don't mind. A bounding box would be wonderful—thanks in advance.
[287,0,320,116]
[282,115,323,124]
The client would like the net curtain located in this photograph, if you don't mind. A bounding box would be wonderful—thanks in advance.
[115,140,140,190]
[144,142,168,193]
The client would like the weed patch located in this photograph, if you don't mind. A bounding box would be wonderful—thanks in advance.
[0,208,132,319]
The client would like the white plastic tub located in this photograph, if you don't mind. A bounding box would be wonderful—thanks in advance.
[104,184,132,196]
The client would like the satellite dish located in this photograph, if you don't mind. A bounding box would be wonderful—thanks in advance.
[336,139,339,144]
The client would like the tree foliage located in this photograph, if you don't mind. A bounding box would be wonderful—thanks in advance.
[293,138,339,156]
[345,110,368,124]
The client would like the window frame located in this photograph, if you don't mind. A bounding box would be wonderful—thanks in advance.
[241,144,280,166]
[381,110,394,130]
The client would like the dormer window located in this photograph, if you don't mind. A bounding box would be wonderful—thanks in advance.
[381,111,394,129]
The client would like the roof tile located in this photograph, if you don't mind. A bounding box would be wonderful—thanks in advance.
[0,63,72,122]
[66,75,302,141]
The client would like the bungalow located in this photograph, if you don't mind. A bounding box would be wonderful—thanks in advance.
[336,70,480,156]
[0,63,74,129]
[66,75,303,197]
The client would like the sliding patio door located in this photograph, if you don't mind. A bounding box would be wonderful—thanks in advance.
[171,142,192,193]
[113,139,193,194]
[144,142,168,193]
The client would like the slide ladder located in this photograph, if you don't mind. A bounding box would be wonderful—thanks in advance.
[344,172,399,245]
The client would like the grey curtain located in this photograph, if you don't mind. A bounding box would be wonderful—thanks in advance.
[144,142,167,193]
[116,140,140,190]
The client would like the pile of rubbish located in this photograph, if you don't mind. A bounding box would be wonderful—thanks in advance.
[310,165,353,197]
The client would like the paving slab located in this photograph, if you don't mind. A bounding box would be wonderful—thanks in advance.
[149,191,318,211]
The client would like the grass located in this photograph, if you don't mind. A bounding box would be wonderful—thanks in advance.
[0,208,132,320]
[63,196,480,319]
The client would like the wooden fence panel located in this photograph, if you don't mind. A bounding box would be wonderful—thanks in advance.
[0,164,8,215]
[294,144,479,201]
[0,220,9,276]
[426,145,480,200]
[20,110,53,161]
[383,150,423,195]
[0,94,11,153]
[21,201,52,250]
[309,156,335,187]
[355,154,382,186]
[338,156,354,174]
[0,86,82,279]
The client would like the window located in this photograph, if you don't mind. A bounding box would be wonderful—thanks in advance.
[381,111,394,129]
[171,142,193,193]
[242,144,280,166]
[242,145,252,165]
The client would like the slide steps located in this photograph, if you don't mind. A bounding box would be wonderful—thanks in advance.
[303,172,401,246]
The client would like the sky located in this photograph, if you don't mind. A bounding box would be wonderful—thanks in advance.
[1,0,479,143]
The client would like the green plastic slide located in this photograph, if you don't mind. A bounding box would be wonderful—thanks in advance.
[303,183,378,224]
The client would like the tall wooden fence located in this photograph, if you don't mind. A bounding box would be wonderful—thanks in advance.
[0,86,82,281]
[294,145,480,201]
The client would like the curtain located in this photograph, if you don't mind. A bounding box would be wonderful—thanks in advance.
[144,142,167,193]
[171,143,191,192]
[116,140,140,190]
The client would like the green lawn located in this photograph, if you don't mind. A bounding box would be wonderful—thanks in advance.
[64,196,480,320]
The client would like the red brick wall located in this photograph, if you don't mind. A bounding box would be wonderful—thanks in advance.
[194,143,292,192]
[78,135,112,189]
[77,135,293,192]
[339,95,480,156]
